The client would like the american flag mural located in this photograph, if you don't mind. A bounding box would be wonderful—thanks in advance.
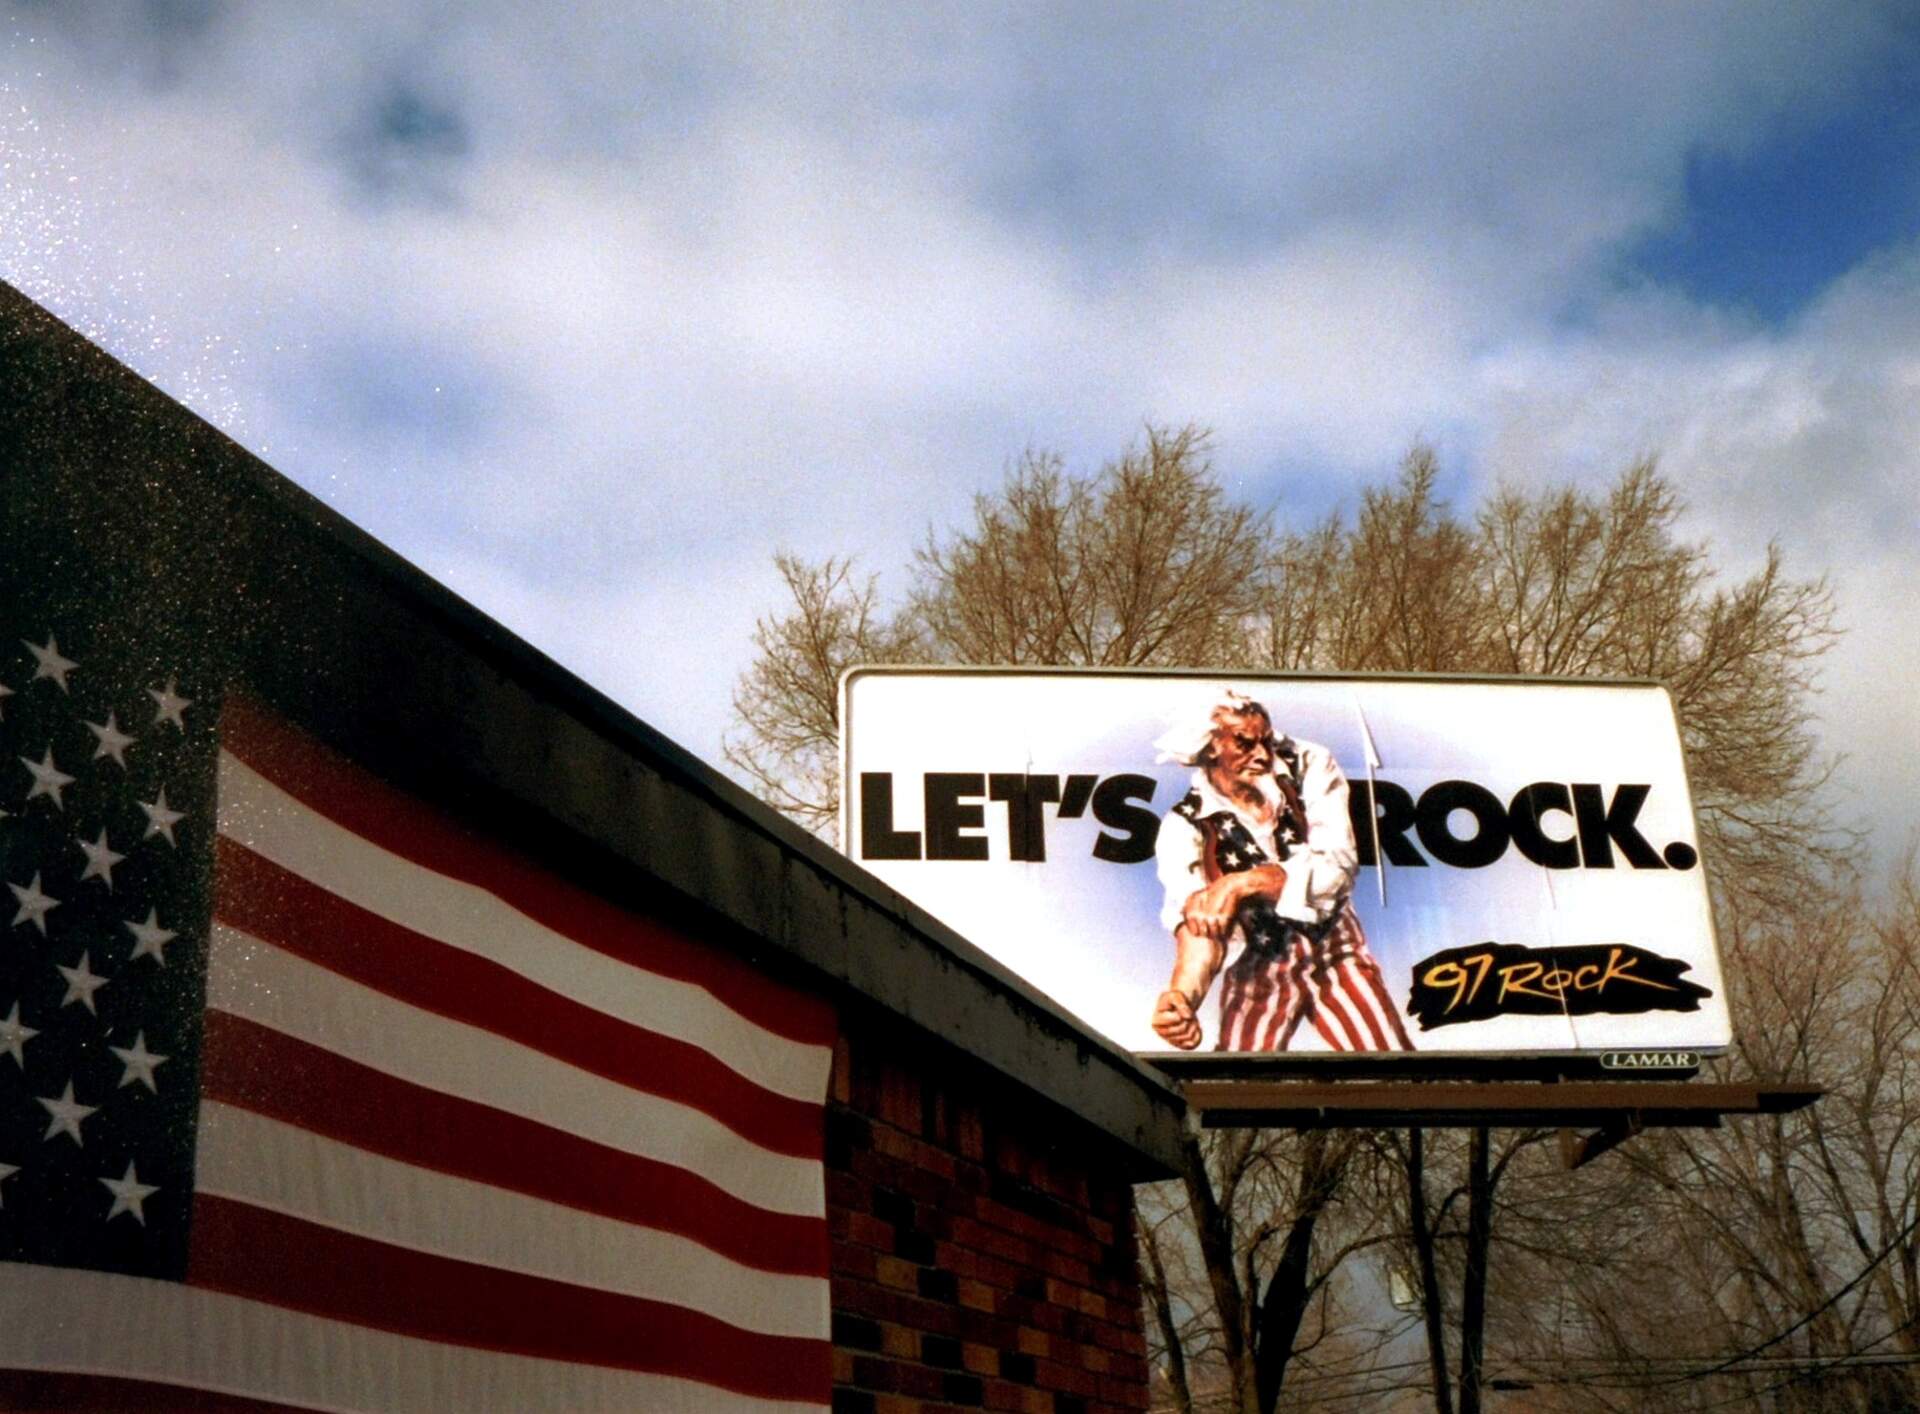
[0,630,836,1411]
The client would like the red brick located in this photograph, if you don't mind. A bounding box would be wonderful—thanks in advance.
[983,1378,1030,1412]
[845,1211,894,1252]
[1044,1278,1102,1321]
[880,1322,918,1359]
[1099,1371,1153,1410]
[873,1123,960,1182]
[846,1354,960,1404]
[1089,1320,1147,1357]
[1028,1300,1068,1337]
[856,1144,956,1207]
[984,1384,1051,1414]
[953,1305,1020,1349]
[835,1279,965,1339]
[963,1342,999,1376]
[875,1059,922,1133]
[832,1237,877,1282]
[950,1214,1031,1267]
[827,1169,869,1211]
[829,1036,853,1105]
[955,1104,986,1162]
[935,1239,1023,1293]
[848,1353,898,1392]
[1035,1357,1100,1398]
[829,1018,1150,1414]
[1037,1246,1096,1287]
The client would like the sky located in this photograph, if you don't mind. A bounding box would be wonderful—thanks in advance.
[3,1,1917,876]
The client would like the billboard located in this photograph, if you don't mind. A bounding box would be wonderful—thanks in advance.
[841,669,1730,1060]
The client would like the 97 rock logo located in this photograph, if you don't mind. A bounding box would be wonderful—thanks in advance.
[1408,941,1714,1031]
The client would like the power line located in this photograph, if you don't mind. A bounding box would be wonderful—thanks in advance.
[1631,1201,1920,1391]
[1685,1318,1918,1412]
[1154,1207,1920,1409]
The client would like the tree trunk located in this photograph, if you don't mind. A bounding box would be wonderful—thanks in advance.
[1179,1134,1257,1414]
[1457,1127,1492,1414]
[1138,1214,1192,1413]
[1406,1129,1455,1414]
[1254,1132,1350,1413]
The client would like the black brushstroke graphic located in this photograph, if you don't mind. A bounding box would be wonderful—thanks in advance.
[1407,941,1713,1032]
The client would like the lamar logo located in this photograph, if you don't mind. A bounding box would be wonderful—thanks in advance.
[1408,941,1714,1032]
[1601,1050,1701,1071]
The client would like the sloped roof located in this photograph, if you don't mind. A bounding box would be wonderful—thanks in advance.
[0,281,1185,1177]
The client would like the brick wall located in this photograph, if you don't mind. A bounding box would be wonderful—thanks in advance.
[825,1010,1154,1414]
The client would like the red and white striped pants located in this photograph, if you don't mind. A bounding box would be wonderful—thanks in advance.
[1217,902,1414,1052]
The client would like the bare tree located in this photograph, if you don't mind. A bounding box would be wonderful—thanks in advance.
[726,427,1269,836]
[729,430,1851,1412]
[724,554,921,835]
[911,426,1269,670]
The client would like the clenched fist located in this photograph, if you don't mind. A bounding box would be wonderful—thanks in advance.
[1152,989,1203,1049]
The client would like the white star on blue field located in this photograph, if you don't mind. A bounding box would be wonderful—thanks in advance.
[3,3,1917,869]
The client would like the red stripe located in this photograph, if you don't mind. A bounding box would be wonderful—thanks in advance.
[1221,954,1259,1051]
[0,1371,319,1413]
[1225,948,1272,1052]
[1275,941,1312,1051]
[200,1011,827,1277]
[1337,960,1391,1050]
[219,694,835,1049]
[1257,959,1292,1051]
[1299,944,1345,1051]
[1350,961,1394,1050]
[186,1196,830,1402]
[1314,964,1366,1052]
[1287,940,1325,1050]
[1360,954,1415,1050]
[1335,906,1414,1050]
[214,837,821,1160]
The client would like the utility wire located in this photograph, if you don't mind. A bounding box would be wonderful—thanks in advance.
[1685,1316,1917,1413]
[1485,1201,1920,1395]
[1634,1201,1920,1391]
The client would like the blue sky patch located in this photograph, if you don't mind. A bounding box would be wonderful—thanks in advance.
[1622,52,1920,324]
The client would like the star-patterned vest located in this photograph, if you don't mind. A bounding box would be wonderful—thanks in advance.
[1173,741,1321,952]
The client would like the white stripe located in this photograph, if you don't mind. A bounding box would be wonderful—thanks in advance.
[0,1263,825,1414]
[195,1103,828,1340]
[216,750,830,1105]
[1335,958,1392,1049]
[209,925,824,1218]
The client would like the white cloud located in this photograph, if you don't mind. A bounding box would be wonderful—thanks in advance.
[1475,244,1920,867]
[2,3,1915,863]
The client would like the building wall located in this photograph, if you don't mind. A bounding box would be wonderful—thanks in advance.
[826,1011,1153,1414]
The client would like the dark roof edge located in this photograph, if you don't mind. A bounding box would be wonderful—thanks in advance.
[2,283,1187,1177]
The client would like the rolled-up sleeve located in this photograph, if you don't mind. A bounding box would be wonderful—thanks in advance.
[1155,811,1204,932]
[1272,744,1360,925]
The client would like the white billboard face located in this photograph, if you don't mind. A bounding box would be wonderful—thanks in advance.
[841,670,1730,1060]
